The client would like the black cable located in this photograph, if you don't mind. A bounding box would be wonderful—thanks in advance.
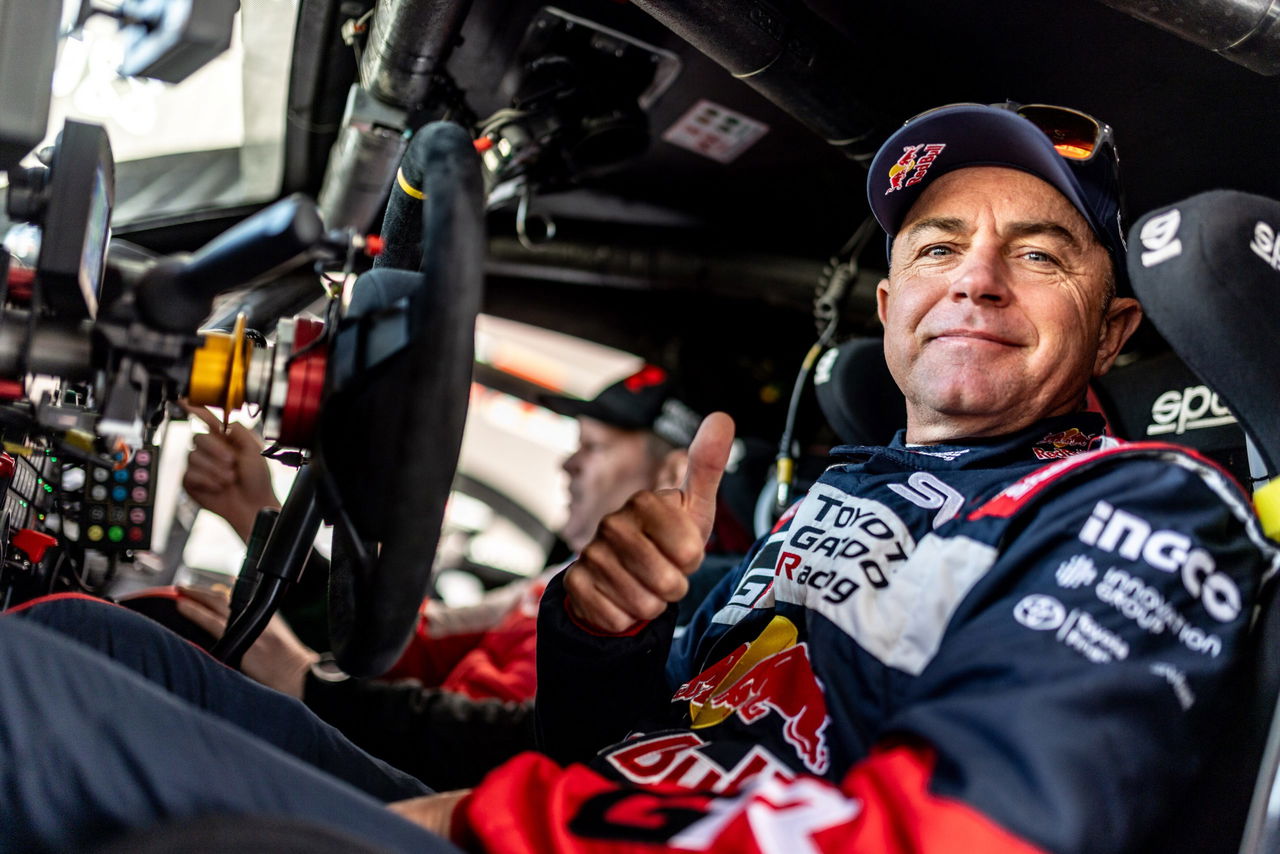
[771,217,879,515]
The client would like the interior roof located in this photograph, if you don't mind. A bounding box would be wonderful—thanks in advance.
[450,0,1280,261]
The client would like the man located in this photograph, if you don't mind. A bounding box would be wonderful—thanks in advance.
[387,103,1275,850]
[175,365,706,787]
[0,102,1271,854]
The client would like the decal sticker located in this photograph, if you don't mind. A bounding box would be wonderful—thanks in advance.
[663,100,769,164]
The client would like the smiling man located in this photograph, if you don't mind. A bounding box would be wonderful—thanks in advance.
[0,104,1275,854]
[457,103,1275,854]
[879,165,1140,442]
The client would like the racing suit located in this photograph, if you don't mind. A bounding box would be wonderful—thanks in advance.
[299,566,557,788]
[452,413,1277,853]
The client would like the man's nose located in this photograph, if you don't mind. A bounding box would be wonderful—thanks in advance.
[948,246,1011,305]
[562,450,582,475]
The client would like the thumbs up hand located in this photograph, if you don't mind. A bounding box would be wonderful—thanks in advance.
[564,412,736,634]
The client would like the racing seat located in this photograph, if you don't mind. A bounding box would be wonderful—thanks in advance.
[1121,190,1280,854]
[753,336,906,537]
[812,335,907,449]
[1092,349,1253,488]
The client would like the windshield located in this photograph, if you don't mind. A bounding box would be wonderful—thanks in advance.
[6,0,297,226]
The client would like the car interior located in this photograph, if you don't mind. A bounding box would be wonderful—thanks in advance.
[3,0,1280,850]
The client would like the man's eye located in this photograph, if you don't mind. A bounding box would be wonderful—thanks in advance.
[921,244,953,258]
[1021,249,1060,265]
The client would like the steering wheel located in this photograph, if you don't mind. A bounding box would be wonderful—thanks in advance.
[315,121,485,676]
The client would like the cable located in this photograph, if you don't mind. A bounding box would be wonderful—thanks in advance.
[771,216,879,516]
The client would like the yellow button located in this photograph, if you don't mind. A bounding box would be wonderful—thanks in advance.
[87,525,104,542]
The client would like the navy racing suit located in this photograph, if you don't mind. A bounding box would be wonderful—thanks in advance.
[454,412,1277,854]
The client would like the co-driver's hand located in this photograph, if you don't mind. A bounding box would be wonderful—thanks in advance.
[564,412,735,634]
[181,403,280,542]
[175,585,320,699]
[388,789,472,840]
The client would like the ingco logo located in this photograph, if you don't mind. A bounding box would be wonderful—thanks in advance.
[1146,385,1237,436]
[1078,500,1241,622]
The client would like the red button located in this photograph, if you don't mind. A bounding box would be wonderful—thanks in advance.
[12,528,57,563]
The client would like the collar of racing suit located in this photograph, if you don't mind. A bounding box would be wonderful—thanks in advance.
[829,411,1112,471]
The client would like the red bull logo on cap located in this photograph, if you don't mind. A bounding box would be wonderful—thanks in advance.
[673,616,831,774]
[885,143,947,195]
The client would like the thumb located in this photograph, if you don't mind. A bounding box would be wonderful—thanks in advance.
[680,412,735,537]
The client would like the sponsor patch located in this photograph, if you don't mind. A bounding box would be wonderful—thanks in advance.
[1054,554,1099,589]
[884,143,946,195]
[1014,594,1130,663]
[777,483,995,674]
[1078,500,1242,622]
[1032,427,1098,461]
[887,472,963,529]
[1094,567,1222,657]
[674,617,831,774]
[712,537,782,626]
[605,732,796,794]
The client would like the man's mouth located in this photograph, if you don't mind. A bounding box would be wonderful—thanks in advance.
[928,328,1019,346]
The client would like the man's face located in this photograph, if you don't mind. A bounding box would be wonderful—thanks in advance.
[877,166,1140,443]
[560,417,665,552]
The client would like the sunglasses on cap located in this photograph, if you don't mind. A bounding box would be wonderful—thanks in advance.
[906,101,1116,163]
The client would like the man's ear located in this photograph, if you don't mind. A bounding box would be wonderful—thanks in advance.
[875,278,891,327]
[657,449,689,491]
[1093,297,1144,376]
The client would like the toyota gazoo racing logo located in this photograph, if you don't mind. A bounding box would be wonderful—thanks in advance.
[885,143,946,194]
[1078,500,1242,622]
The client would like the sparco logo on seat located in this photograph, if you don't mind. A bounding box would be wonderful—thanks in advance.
[1078,500,1241,622]
[1145,385,1237,436]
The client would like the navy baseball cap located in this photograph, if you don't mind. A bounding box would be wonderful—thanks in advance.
[540,364,702,447]
[867,103,1127,274]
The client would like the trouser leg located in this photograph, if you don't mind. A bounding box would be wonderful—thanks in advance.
[9,595,428,801]
[0,614,463,854]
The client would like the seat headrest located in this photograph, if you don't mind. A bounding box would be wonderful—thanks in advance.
[1092,349,1250,485]
[813,337,907,446]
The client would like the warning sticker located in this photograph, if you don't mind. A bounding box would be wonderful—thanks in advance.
[662,100,769,164]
